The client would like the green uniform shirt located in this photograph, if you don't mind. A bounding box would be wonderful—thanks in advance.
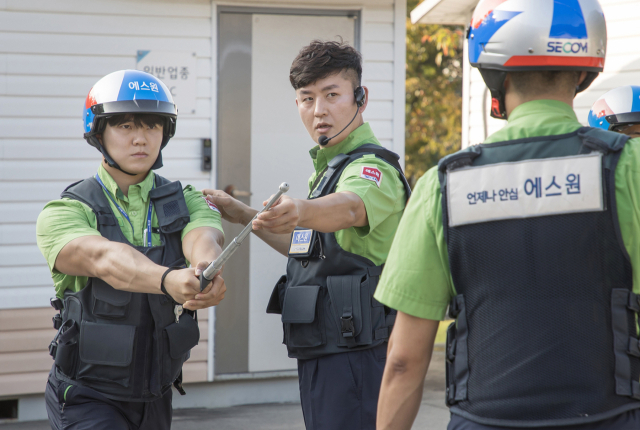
[374,100,640,320]
[36,165,224,298]
[308,122,407,266]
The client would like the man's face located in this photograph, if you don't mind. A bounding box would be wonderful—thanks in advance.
[616,123,640,138]
[295,72,367,147]
[99,119,163,174]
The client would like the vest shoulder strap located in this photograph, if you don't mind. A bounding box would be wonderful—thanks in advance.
[153,173,174,188]
[310,144,412,199]
[578,127,630,154]
[347,143,403,173]
[61,176,111,214]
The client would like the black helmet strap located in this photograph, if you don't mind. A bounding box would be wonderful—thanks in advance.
[478,69,508,120]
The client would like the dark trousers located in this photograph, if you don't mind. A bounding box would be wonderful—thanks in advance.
[448,409,640,430]
[45,366,172,430]
[297,343,387,430]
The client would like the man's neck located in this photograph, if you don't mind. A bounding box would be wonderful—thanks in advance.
[102,161,148,197]
[505,93,574,118]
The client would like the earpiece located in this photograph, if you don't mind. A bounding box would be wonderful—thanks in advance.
[355,86,365,107]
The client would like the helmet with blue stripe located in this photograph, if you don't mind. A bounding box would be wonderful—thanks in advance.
[588,86,640,131]
[468,0,607,119]
[83,70,177,173]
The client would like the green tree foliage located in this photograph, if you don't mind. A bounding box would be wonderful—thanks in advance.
[405,0,464,186]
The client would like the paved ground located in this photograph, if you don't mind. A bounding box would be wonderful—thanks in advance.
[0,351,449,430]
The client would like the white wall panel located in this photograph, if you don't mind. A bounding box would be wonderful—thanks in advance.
[0,225,36,246]
[0,2,214,314]
[0,12,211,37]
[249,12,357,374]
[0,33,212,57]
[1,0,212,17]
[363,60,394,81]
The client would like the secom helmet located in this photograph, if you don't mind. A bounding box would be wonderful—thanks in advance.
[588,86,640,131]
[83,70,177,174]
[468,0,607,119]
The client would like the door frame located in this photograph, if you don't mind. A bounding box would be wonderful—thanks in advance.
[209,3,362,381]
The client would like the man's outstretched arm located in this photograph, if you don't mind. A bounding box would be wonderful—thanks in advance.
[252,192,367,234]
[377,312,440,430]
[202,189,294,256]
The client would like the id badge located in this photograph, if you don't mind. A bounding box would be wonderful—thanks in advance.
[289,228,316,258]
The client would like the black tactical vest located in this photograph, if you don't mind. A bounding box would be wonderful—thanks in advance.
[438,128,640,427]
[266,144,411,360]
[49,175,200,402]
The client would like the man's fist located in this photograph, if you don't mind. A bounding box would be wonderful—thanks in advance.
[163,261,226,310]
[252,195,302,234]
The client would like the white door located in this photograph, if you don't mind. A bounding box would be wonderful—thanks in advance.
[249,13,356,372]
[215,10,356,374]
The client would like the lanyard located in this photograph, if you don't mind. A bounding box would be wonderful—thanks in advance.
[95,174,155,247]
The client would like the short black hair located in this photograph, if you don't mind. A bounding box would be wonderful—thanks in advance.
[105,113,164,129]
[289,40,362,90]
[509,71,581,98]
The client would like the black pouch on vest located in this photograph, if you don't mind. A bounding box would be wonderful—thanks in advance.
[326,275,372,348]
[267,275,287,315]
[163,313,200,386]
[92,279,132,319]
[149,181,190,233]
[288,228,320,260]
[78,322,136,388]
[281,285,326,348]
[54,320,79,378]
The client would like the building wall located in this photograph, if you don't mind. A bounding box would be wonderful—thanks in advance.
[0,0,405,403]
[464,0,639,147]
[0,0,214,398]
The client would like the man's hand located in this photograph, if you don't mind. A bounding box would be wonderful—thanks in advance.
[252,195,302,234]
[162,261,226,310]
[202,189,255,225]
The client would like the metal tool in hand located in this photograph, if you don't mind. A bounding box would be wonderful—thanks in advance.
[199,182,290,291]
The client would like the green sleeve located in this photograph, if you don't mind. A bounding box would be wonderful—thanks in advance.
[36,199,101,272]
[373,167,455,320]
[36,198,101,298]
[335,154,406,236]
[181,185,224,240]
[615,137,640,296]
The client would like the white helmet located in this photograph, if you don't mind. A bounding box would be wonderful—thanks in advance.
[588,86,640,131]
[468,0,607,119]
[84,70,177,174]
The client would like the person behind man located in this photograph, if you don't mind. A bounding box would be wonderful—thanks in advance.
[203,41,410,429]
[589,85,640,137]
[37,70,226,430]
[374,0,640,429]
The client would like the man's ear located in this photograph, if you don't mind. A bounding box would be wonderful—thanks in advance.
[295,98,299,107]
[503,73,512,92]
[358,86,370,113]
[577,71,588,86]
